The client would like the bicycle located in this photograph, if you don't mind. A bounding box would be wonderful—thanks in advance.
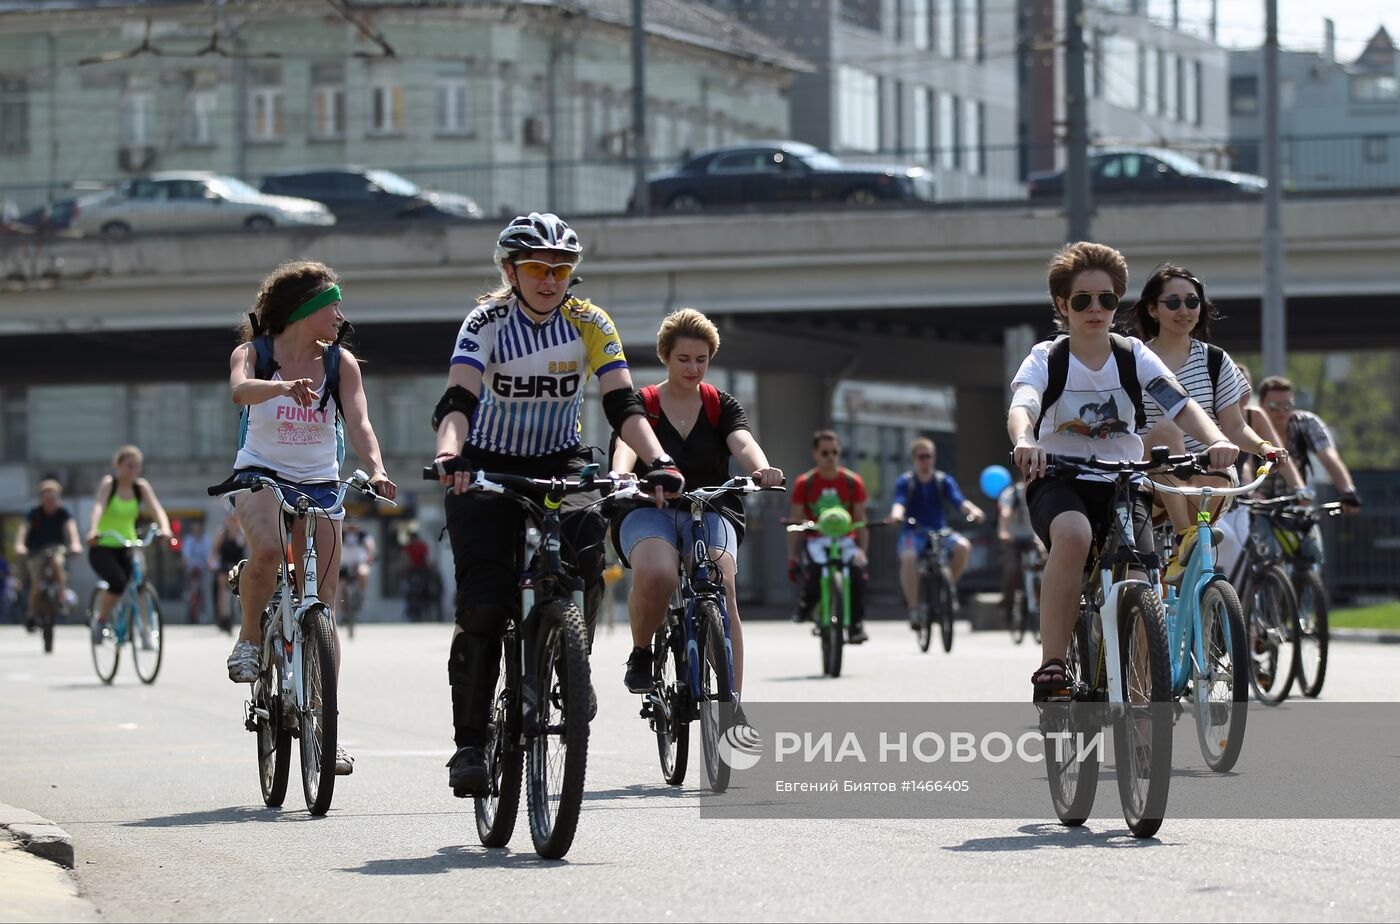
[630,477,785,793]
[339,565,366,639]
[88,525,167,685]
[902,519,967,654]
[1247,496,1344,699]
[1033,452,1176,840]
[1008,539,1044,646]
[1229,498,1302,705]
[785,514,884,678]
[28,548,68,654]
[208,469,393,817]
[424,457,629,859]
[1149,453,1277,773]
[184,565,207,625]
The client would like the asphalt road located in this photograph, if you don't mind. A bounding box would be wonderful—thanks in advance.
[3,619,1399,922]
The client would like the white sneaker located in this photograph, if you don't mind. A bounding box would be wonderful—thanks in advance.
[334,747,354,776]
[226,639,259,683]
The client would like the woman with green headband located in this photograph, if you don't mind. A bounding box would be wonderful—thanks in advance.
[223,260,397,777]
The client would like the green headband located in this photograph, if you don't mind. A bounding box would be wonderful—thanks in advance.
[286,284,341,325]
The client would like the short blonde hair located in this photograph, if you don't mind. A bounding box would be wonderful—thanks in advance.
[38,479,62,496]
[656,308,720,362]
[910,437,935,457]
[113,445,143,467]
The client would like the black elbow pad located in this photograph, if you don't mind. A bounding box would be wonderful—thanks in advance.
[431,386,480,432]
[602,387,646,432]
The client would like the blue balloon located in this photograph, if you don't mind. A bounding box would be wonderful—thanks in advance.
[979,464,1013,499]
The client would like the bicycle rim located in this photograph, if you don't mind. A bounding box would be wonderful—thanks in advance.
[939,576,955,653]
[526,602,590,859]
[89,588,120,684]
[1194,580,1248,773]
[130,586,164,684]
[299,606,338,816]
[1010,590,1027,645]
[918,571,933,653]
[653,621,689,786]
[1248,567,1298,705]
[476,625,522,847]
[1044,613,1100,826]
[1114,584,1172,839]
[256,648,291,807]
[1293,571,1329,698]
[697,600,732,794]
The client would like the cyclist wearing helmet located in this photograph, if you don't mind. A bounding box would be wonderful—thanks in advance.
[433,212,683,797]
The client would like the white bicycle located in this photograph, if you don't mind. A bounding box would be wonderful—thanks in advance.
[209,469,394,816]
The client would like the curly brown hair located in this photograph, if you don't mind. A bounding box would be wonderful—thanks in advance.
[238,260,340,342]
[1045,242,1129,330]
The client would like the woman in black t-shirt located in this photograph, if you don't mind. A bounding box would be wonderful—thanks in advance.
[611,309,783,701]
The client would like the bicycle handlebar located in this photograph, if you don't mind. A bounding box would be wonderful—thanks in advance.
[1148,460,1275,499]
[95,523,164,549]
[420,460,635,503]
[208,469,396,517]
[608,474,787,508]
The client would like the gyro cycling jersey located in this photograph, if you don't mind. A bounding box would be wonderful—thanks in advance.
[450,296,628,456]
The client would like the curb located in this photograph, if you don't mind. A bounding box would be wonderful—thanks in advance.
[0,802,75,868]
[1330,628,1400,645]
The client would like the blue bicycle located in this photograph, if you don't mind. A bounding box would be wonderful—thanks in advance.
[640,476,783,793]
[89,525,166,685]
[1150,452,1277,773]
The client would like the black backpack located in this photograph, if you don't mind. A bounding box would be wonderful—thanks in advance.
[251,334,343,419]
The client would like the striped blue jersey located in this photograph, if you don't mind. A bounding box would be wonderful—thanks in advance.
[451,296,628,456]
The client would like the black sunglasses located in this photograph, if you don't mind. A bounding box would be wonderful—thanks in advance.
[1158,293,1202,311]
[818,449,840,457]
[1068,291,1119,312]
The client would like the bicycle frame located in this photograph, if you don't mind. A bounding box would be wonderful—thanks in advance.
[1021,544,1043,618]
[95,525,159,642]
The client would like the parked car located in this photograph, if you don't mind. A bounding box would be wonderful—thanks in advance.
[638,141,933,212]
[73,172,335,237]
[259,168,482,224]
[1027,147,1267,200]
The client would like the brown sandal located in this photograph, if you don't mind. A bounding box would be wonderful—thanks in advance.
[1031,658,1071,702]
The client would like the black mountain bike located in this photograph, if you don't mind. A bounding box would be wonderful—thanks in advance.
[426,458,628,860]
[904,519,967,653]
[1231,498,1301,705]
[27,548,68,654]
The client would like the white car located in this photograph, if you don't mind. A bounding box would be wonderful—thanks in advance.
[74,172,336,237]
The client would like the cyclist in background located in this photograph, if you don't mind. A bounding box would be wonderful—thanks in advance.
[1256,376,1361,511]
[340,523,376,603]
[888,438,985,630]
[210,514,246,633]
[998,473,1041,624]
[86,446,174,637]
[14,479,83,629]
[788,430,870,644]
[180,520,211,624]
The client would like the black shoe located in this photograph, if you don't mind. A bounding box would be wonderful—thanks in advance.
[624,646,652,694]
[732,703,752,730]
[848,623,869,644]
[791,610,807,624]
[446,745,489,797]
[24,616,35,633]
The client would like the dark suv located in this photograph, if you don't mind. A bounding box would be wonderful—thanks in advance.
[259,168,482,224]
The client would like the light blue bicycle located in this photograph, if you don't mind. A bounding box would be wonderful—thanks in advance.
[89,524,166,685]
[1151,453,1277,773]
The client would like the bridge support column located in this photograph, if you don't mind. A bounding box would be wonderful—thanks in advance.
[953,386,1008,504]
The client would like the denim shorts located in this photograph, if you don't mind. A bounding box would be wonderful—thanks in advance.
[897,529,962,560]
[223,469,346,522]
[618,507,737,563]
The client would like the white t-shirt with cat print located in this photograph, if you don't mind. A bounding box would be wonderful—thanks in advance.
[1012,336,1188,482]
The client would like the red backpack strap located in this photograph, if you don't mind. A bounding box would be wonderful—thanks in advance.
[699,383,722,428]
[639,385,662,428]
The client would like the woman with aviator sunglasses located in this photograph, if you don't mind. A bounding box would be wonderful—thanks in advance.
[1007,242,1239,699]
[1129,264,1303,582]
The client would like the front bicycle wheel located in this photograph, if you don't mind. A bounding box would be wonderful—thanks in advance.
[298,604,339,816]
[1245,565,1298,705]
[1293,570,1329,698]
[653,618,689,786]
[89,588,120,684]
[1194,578,1248,773]
[254,634,291,807]
[917,569,934,653]
[129,585,164,685]
[824,572,845,678]
[696,599,733,794]
[476,624,522,847]
[1114,584,1173,839]
[938,571,955,654]
[1009,588,1027,645]
[526,600,590,860]
[1044,610,1100,827]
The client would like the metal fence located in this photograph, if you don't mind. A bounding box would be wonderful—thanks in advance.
[1321,474,1400,603]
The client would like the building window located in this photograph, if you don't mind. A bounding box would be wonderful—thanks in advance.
[184,89,217,145]
[890,79,904,153]
[121,91,155,146]
[938,91,959,170]
[960,0,980,63]
[1192,60,1204,125]
[963,98,983,176]
[497,66,515,141]
[1102,35,1138,110]
[1174,55,1187,122]
[936,0,956,58]
[837,65,880,152]
[1161,51,1177,117]
[912,0,930,51]
[838,0,881,32]
[1351,74,1400,102]
[0,77,29,153]
[1229,75,1257,116]
[912,86,932,161]
[310,64,345,140]
[1364,135,1390,164]
[370,83,405,135]
[437,76,472,135]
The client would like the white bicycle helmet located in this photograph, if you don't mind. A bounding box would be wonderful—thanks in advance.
[494,211,582,270]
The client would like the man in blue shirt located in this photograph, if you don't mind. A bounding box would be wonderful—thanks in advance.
[889,438,985,629]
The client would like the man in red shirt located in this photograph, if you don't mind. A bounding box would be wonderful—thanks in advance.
[787,430,870,643]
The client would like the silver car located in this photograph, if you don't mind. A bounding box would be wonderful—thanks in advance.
[75,172,336,237]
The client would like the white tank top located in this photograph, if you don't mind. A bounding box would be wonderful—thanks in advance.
[234,373,343,482]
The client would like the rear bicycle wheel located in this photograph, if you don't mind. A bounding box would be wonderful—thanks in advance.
[130,585,164,684]
[917,569,933,653]
[1194,578,1248,773]
[298,605,339,816]
[39,590,56,654]
[1009,589,1027,645]
[1293,570,1329,698]
[526,601,590,860]
[1114,584,1173,839]
[255,633,291,807]
[89,588,120,684]
[696,599,733,794]
[476,623,522,847]
[938,570,955,653]
[1245,565,1298,705]
[653,617,689,786]
[824,573,845,678]
[1044,610,1100,827]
